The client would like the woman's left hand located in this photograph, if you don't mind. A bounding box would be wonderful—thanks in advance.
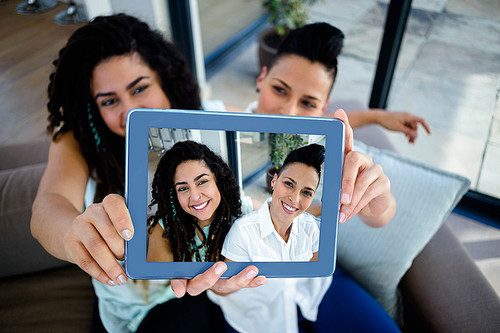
[333,109,396,228]
[170,262,267,297]
[374,110,431,143]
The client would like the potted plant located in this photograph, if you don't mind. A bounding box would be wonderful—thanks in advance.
[266,133,308,192]
[258,0,320,69]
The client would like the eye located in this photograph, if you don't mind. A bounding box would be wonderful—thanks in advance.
[100,98,117,107]
[197,179,208,186]
[284,181,293,188]
[272,86,286,95]
[302,190,313,198]
[177,186,188,193]
[301,100,316,109]
[133,85,148,95]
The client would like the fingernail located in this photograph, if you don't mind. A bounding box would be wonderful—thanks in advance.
[121,229,132,241]
[341,193,350,204]
[256,279,266,286]
[214,263,226,275]
[117,274,127,285]
[339,212,346,224]
[246,269,257,279]
[107,280,116,286]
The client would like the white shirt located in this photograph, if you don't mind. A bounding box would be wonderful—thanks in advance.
[208,199,332,333]
[222,198,320,261]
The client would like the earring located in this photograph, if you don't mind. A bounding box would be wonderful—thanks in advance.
[169,188,177,218]
[87,103,106,153]
[170,188,183,231]
[256,88,260,93]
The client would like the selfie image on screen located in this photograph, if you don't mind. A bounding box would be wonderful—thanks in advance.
[145,127,325,263]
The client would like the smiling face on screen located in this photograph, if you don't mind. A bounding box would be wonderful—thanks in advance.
[269,162,319,227]
[173,160,222,227]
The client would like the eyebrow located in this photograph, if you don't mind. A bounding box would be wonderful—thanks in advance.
[174,173,209,187]
[273,78,322,102]
[284,176,316,193]
[94,76,149,100]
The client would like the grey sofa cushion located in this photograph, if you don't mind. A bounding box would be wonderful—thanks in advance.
[401,222,500,332]
[337,140,470,322]
[0,162,69,278]
[0,140,50,171]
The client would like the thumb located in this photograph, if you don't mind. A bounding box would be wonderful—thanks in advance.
[171,279,187,298]
[333,109,353,155]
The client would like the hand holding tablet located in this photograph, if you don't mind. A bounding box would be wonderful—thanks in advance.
[125,109,345,279]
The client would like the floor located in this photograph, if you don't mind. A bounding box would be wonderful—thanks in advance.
[0,0,498,295]
[206,0,500,295]
[0,0,84,146]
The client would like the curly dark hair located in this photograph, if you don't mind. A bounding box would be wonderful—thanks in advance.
[46,14,201,201]
[148,140,242,262]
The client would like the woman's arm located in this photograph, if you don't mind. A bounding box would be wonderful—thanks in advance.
[326,109,431,143]
[31,132,90,260]
[147,223,174,262]
[31,132,133,286]
[31,133,267,295]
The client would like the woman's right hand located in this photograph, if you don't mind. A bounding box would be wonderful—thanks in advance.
[63,193,134,287]
[170,263,267,297]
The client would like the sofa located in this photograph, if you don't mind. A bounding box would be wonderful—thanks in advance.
[1,126,499,332]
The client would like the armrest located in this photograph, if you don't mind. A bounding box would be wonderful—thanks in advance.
[0,139,50,171]
[400,222,500,332]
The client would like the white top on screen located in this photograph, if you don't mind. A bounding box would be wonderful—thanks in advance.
[222,198,320,262]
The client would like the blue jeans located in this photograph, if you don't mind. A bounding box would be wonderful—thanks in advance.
[226,265,401,333]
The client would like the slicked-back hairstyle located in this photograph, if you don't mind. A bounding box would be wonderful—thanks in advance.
[278,143,325,184]
[270,22,345,94]
[148,141,242,262]
[47,14,201,201]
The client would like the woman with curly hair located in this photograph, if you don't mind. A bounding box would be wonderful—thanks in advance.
[147,140,254,263]
[30,14,265,333]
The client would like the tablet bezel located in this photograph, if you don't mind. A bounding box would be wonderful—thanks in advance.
[125,109,344,279]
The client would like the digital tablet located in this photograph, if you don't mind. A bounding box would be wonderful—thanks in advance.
[125,109,344,279]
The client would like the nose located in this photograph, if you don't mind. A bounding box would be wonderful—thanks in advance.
[282,100,297,116]
[190,188,203,202]
[289,190,300,204]
[120,98,142,126]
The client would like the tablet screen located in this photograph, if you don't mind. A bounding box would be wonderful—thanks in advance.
[125,109,343,279]
[145,129,325,263]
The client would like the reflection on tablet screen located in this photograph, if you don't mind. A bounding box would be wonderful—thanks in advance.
[145,128,325,263]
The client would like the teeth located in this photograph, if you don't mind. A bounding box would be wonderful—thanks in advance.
[283,202,297,212]
[193,201,208,210]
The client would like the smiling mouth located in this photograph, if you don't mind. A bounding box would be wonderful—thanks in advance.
[192,200,209,211]
[281,201,298,214]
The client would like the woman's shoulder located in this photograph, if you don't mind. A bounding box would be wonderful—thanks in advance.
[201,100,226,111]
[233,209,260,226]
[298,212,320,227]
[50,130,82,154]
[240,195,254,215]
